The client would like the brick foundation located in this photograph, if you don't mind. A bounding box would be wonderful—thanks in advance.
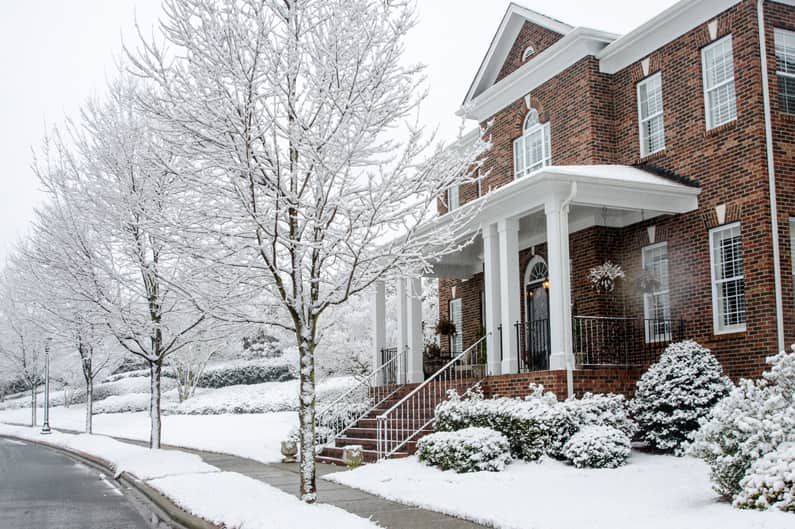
[482,368,643,400]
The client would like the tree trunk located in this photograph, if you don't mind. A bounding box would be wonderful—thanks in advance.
[149,361,162,449]
[30,385,37,427]
[297,338,317,503]
[85,377,93,434]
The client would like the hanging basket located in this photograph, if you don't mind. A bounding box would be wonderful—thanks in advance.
[633,269,661,294]
[435,319,457,336]
[589,261,626,293]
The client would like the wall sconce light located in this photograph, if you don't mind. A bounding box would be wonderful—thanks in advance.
[543,279,550,290]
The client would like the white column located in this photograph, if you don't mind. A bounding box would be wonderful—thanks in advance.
[482,223,502,376]
[545,197,575,370]
[372,280,386,385]
[406,277,424,383]
[498,218,520,374]
[396,278,408,384]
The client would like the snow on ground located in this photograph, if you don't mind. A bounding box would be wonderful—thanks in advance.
[0,406,296,463]
[325,452,794,529]
[0,424,379,529]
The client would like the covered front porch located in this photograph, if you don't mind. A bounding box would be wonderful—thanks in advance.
[371,165,700,393]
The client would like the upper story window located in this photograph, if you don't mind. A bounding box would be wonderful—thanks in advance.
[709,222,746,334]
[701,36,737,130]
[775,28,795,114]
[637,73,665,157]
[447,185,460,212]
[513,109,551,179]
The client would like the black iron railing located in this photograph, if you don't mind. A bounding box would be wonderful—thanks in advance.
[513,316,685,371]
[515,319,551,372]
[379,347,402,385]
[573,316,685,367]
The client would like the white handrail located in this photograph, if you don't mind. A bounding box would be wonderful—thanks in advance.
[316,347,405,447]
[376,334,489,459]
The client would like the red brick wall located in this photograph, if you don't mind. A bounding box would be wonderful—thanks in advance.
[483,368,643,399]
[495,22,565,82]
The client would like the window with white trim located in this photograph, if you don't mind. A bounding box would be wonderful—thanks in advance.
[513,109,551,179]
[709,223,746,334]
[637,73,665,157]
[449,298,463,353]
[790,218,795,307]
[642,242,671,342]
[701,36,737,130]
[775,28,795,114]
[447,185,459,212]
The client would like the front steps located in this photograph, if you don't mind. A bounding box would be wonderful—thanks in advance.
[317,379,477,465]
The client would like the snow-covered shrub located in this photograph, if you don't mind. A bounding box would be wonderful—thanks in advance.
[690,350,795,498]
[631,340,732,454]
[435,388,551,461]
[734,442,795,512]
[93,393,152,414]
[416,427,511,473]
[562,425,631,469]
[196,358,294,388]
[544,392,636,458]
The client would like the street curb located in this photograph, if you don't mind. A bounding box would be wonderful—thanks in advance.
[0,433,219,529]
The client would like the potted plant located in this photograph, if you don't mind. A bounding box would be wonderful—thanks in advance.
[423,342,444,378]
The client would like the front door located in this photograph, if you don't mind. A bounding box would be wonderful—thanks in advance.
[524,280,550,371]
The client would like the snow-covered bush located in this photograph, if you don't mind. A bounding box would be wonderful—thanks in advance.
[416,427,511,473]
[562,425,631,469]
[544,392,636,458]
[631,340,732,454]
[734,442,795,512]
[435,388,551,461]
[196,358,294,388]
[690,350,795,498]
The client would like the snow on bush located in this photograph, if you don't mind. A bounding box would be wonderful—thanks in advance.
[734,442,795,512]
[631,340,732,454]
[416,427,511,473]
[543,391,636,458]
[690,349,795,498]
[435,387,551,461]
[562,425,631,469]
[196,358,295,388]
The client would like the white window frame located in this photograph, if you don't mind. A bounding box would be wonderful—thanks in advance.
[447,185,459,212]
[790,218,795,308]
[513,110,551,179]
[701,35,737,130]
[775,28,795,115]
[641,242,671,343]
[637,73,665,157]
[709,222,746,335]
[449,298,463,353]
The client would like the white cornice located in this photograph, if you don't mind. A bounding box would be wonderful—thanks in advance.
[460,27,617,122]
[597,0,742,74]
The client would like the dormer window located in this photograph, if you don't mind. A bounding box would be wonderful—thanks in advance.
[513,109,551,179]
[522,46,536,62]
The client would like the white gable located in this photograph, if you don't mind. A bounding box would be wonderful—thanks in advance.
[463,3,573,105]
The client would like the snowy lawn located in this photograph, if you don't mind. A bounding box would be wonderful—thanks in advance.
[325,452,794,529]
[0,406,296,463]
[0,424,379,529]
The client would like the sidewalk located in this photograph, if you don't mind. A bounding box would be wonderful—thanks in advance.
[25,424,486,529]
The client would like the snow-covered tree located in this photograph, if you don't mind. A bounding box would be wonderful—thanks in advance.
[690,349,795,498]
[631,340,732,454]
[129,0,487,501]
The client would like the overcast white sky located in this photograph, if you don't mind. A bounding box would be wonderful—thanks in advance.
[0,0,678,263]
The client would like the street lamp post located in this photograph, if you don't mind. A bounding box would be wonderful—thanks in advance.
[41,340,52,435]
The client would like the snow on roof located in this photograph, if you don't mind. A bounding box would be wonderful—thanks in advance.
[542,164,699,189]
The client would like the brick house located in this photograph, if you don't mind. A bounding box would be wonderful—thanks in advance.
[367,0,795,402]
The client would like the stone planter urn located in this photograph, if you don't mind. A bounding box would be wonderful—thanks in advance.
[281,440,298,463]
[342,445,363,468]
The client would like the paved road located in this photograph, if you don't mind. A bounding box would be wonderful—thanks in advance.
[0,437,150,529]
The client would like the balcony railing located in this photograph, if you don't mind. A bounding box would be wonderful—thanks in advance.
[514,316,685,371]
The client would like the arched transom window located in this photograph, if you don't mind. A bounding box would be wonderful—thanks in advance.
[513,109,551,179]
[527,260,549,283]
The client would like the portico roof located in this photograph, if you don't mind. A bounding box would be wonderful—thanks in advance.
[424,164,700,242]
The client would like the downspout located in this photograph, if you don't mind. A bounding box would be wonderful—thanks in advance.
[563,181,577,399]
[757,0,786,352]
